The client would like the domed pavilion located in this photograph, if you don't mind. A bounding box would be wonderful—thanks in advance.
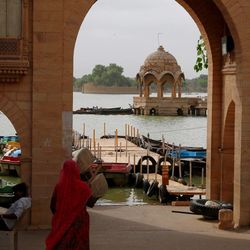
[137,45,184,98]
[133,46,207,116]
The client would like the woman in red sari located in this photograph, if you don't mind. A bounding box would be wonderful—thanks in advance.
[46,160,95,250]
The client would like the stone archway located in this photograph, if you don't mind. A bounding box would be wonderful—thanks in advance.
[0,94,32,187]
[68,0,250,227]
[0,0,249,228]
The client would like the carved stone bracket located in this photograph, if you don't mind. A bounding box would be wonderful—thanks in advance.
[0,60,30,83]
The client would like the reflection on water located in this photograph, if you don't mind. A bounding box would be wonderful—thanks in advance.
[97,176,205,206]
[97,187,160,206]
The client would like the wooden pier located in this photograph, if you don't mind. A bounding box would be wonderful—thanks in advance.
[144,173,205,196]
[74,136,206,201]
[85,137,160,164]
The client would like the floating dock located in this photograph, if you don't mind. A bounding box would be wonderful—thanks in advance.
[77,137,206,201]
[85,137,160,164]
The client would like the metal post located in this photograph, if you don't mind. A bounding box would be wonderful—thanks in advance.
[189,160,192,186]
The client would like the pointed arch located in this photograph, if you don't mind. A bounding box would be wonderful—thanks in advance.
[0,94,31,156]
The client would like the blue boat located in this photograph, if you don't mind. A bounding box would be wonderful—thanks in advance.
[168,149,206,159]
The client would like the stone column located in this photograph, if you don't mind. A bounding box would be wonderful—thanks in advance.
[144,84,149,98]
[139,83,143,97]
[171,82,176,98]
[157,82,163,98]
[178,80,182,98]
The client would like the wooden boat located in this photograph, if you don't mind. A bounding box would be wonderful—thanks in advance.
[168,149,206,159]
[141,134,206,156]
[0,154,21,177]
[73,106,134,115]
[91,162,132,187]
[0,193,14,208]
[141,135,171,153]
[141,135,163,148]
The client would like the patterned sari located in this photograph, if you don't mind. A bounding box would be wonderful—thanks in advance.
[46,160,92,250]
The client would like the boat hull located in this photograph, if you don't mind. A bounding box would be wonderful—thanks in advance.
[0,156,21,176]
[91,162,132,187]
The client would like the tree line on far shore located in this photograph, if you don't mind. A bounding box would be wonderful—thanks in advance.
[73,63,208,93]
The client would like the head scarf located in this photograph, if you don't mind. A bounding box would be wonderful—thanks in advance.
[46,160,92,250]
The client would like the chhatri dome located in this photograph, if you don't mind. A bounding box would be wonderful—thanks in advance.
[133,45,206,116]
[144,46,181,73]
[136,45,185,98]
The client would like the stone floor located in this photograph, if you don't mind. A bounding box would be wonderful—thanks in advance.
[16,205,250,250]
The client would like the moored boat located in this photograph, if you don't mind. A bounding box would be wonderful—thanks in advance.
[0,147,21,176]
[141,134,206,157]
[73,106,134,115]
[91,162,132,187]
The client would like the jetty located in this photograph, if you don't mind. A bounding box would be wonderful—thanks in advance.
[73,130,206,204]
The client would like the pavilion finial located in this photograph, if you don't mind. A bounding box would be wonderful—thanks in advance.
[158,45,165,52]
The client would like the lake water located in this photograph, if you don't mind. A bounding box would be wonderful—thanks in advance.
[0,92,207,147]
[0,92,207,205]
[73,92,207,148]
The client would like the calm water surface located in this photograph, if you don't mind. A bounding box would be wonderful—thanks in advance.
[97,187,159,206]
[0,93,207,205]
[73,93,207,147]
[0,92,206,147]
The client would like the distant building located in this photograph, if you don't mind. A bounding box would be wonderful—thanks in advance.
[133,46,207,116]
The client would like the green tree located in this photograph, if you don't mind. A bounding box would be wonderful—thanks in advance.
[73,63,137,91]
[92,64,106,77]
[183,74,208,93]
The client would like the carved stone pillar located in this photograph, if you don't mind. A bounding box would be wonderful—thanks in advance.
[171,83,176,98]
[139,83,143,97]
[178,80,182,98]
[157,82,163,98]
[144,84,149,98]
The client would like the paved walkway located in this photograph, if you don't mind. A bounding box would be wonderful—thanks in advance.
[17,205,250,250]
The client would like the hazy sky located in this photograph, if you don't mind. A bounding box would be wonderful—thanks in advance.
[74,0,207,79]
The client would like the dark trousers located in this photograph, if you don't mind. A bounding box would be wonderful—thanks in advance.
[0,218,9,230]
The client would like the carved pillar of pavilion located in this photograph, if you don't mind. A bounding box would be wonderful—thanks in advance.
[171,83,176,98]
[177,80,182,98]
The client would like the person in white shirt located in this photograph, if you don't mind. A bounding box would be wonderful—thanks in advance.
[0,182,31,230]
